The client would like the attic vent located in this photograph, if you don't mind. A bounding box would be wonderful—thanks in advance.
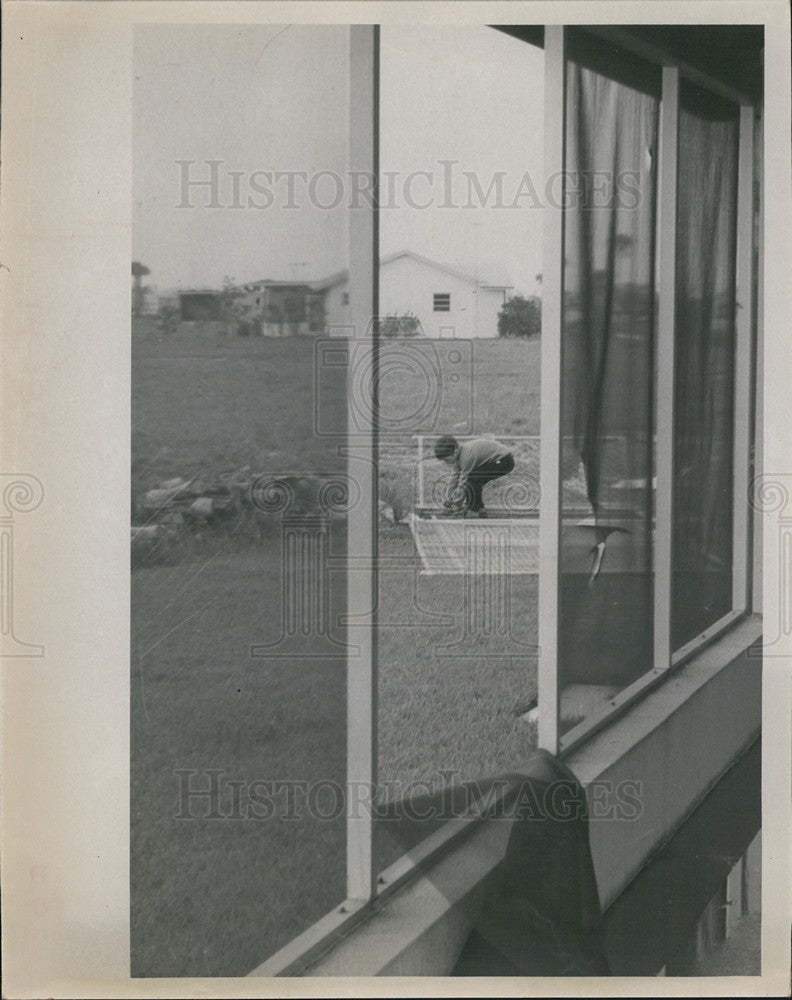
[433,293,451,312]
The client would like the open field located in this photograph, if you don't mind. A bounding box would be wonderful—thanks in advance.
[131,326,541,974]
[131,546,347,977]
[133,327,541,493]
[132,325,347,496]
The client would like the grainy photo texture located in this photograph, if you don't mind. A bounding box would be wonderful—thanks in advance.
[130,21,766,981]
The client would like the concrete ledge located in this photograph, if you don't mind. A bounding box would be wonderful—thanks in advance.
[306,816,511,976]
[567,614,763,909]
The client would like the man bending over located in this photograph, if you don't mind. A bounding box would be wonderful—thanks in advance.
[434,435,515,518]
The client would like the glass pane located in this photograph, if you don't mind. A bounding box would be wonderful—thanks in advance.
[375,25,544,871]
[559,40,660,738]
[131,25,349,976]
[672,83,739,650]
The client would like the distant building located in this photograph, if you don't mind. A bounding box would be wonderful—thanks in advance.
[176,251,514,337]
[318,250,514,338]
[178,290,222,322]
[226,280,325,336]
[311,270,351,334]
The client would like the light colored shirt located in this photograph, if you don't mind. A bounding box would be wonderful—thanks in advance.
[449,437,511,496]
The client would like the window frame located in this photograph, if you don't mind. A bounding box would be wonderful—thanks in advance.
[345,23,378,906]
[253,22,762,975]
[538,26,759,757]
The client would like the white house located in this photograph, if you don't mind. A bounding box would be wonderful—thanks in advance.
[312,268,351,334]
[317,250,514,338]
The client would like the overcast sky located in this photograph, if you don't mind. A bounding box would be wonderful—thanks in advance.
[133,24,544,296]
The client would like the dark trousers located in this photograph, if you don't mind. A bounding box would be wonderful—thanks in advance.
[464,453,515,511]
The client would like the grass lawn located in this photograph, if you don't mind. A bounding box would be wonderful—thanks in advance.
[376,526,538,790]
[131,326,540,975]
[375,334,541,808]
[132,327,347,494]
[131,546,347,977]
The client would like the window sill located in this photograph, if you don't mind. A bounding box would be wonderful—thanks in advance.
[249,614,762,978]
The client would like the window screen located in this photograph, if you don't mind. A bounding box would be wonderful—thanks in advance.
[559,44,660,737]
[671,83,739,650]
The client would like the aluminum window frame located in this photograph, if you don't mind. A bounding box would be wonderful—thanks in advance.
[538,26,760,757]
[252,22,762,974]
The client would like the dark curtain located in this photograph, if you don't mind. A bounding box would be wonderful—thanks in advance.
[558,54,658,709]
[672,84,739,650]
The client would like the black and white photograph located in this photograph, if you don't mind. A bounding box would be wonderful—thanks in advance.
[2,3,792,997]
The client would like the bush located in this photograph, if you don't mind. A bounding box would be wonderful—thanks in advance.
[497,294,541,339]
[380,312,423,338]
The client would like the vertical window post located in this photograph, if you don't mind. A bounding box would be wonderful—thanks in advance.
[653,65,679,672]
[346,24,378,903]
[751,107,763,615]
[538,25,566,754]
[734,102,755,614]
[417,434,425,510]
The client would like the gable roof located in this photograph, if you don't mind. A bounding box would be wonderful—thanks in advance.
[311,269,350,291]
[312,250,514,292]
[231,279,316,293]
[380,250,514,290]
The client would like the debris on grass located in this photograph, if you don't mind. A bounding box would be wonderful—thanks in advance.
[132,467,350,567]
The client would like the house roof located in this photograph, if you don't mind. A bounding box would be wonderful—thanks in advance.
[312,250,514,292]
[232,279,316,293]
[381,250,514,290]
[311,269,350,291]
